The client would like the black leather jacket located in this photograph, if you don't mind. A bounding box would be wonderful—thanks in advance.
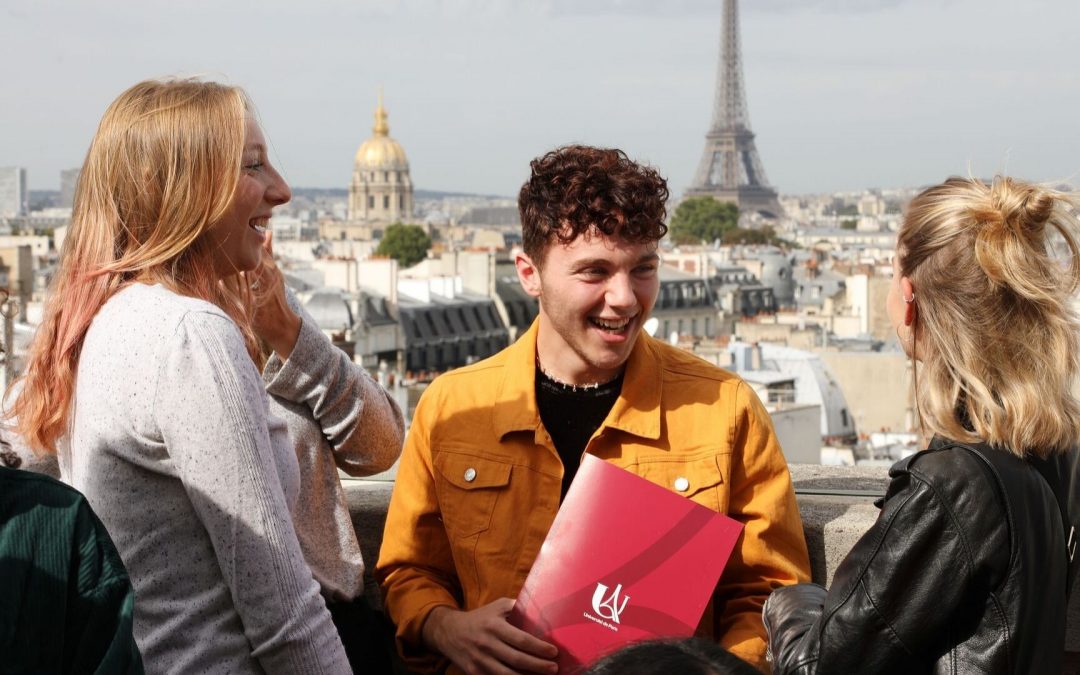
[763,438,1071,674]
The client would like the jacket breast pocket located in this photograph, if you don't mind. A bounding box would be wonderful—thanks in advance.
[433,451,512,539]
[632,454,726,512]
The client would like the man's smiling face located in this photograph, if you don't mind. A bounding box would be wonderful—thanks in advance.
[517,228,660,386]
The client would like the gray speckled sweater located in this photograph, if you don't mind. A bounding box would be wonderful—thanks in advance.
[63,283,349,674]
[262,291,403,602]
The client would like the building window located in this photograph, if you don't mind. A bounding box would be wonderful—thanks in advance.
[368,195,374,209]
[769,387,796,405]
[383,195,390,209]
[384,171,389,182]
[399,194,405,209]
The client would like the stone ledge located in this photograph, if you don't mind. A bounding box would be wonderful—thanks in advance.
[789,463,888,589]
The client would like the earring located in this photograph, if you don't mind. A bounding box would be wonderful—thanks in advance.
[904,292,916,326]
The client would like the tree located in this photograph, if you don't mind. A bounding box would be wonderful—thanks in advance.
[840,219,857,230]
[721,226,798,249]
[669,197,739,245]
[722,226,771,246]
[376,223,431,268]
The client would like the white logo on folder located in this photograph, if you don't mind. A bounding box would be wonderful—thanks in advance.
[591,583,630,624]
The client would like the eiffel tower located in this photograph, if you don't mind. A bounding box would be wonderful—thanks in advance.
[686,0,782,218]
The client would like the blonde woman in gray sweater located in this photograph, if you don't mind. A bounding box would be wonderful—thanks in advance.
[15,79,353,674]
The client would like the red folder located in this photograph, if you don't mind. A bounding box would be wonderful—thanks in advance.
[508,454,744,673]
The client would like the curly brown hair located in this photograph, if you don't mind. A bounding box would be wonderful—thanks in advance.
[518,145,669,265]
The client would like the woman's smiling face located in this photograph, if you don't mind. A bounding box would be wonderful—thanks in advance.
[206,116,291,277]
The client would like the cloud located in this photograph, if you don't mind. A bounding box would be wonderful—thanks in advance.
[543,0,717,15]
[533,0,916,17]
[748,0,911,12]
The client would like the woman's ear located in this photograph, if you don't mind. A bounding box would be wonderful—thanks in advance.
[901,276,916,326]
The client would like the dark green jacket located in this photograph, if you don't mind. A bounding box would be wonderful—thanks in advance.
[0,465,143,674]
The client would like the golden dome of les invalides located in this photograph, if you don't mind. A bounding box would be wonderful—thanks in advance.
[348,92,414,224]
[354,93,409,171]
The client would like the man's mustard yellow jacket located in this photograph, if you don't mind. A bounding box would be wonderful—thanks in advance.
[376,321,811,673]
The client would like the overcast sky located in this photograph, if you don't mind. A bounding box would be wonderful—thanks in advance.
[3,0,1078,197]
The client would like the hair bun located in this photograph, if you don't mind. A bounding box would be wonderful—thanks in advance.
[988,176,1054,238]
[971,176,1063,294]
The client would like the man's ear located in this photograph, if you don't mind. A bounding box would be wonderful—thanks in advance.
[515,251,542,298]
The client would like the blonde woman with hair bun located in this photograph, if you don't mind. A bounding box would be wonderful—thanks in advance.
[764,175,1080,674]
[14,79,350,673]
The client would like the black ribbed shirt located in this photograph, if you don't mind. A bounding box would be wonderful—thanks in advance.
[535,369,624,499]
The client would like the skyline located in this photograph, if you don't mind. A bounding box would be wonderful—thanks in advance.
[3,0,1078,197]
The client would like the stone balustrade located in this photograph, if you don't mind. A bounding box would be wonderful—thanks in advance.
[344,463,1079,671]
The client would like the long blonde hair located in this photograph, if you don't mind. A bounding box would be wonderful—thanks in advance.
[900,176,1080,457]
[14,78,261,454]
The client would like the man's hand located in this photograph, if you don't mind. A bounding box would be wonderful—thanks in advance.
[423,599,559,675]
[250,232,301,359]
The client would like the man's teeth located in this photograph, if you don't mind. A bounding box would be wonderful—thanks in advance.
[591,317,631,331]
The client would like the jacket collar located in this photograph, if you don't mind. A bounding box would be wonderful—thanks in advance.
[492,319,662,442]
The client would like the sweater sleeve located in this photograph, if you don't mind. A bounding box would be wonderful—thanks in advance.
[152,311,349,674]
[262,290,404,476]
[715,381,812,672]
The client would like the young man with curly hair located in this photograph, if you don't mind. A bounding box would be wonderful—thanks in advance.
[377,145,810,674]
